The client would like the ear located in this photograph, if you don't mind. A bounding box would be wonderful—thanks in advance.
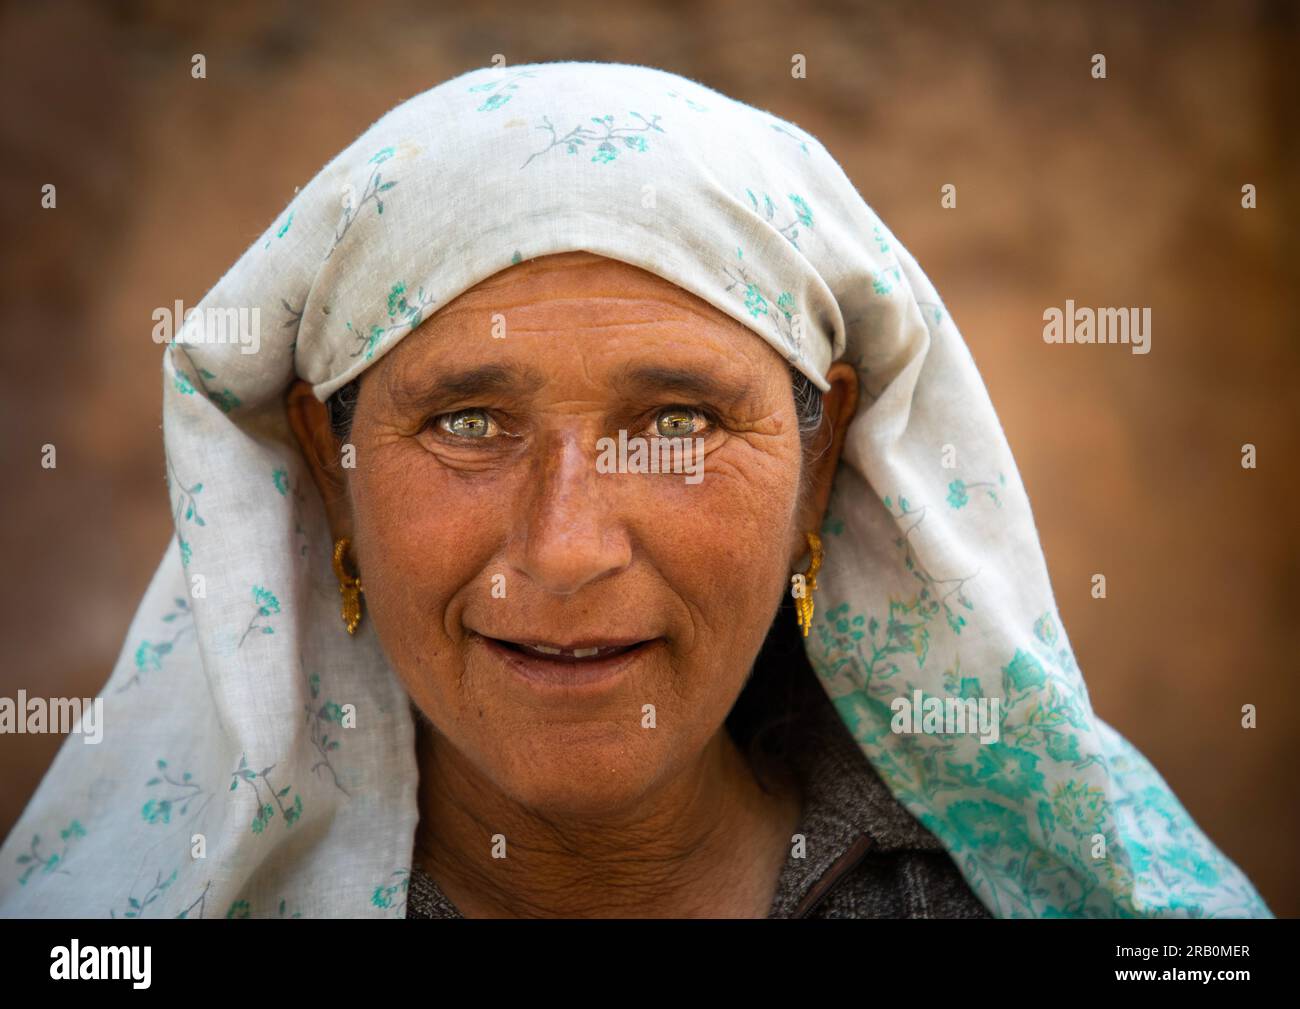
[285,379,353,540]
[791,360,859,566]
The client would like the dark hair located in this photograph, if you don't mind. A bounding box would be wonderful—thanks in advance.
[326,377,361,442]
[724,586,825,796]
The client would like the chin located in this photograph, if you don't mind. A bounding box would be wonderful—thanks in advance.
[487,727,668,818]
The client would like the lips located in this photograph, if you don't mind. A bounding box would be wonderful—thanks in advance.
[487,636,649,662]
[470,631,662,689]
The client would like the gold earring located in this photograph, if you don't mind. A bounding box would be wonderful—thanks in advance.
[332,537,364,635]
[795,531,823,638]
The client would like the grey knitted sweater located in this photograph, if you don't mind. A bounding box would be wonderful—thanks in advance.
[406,662,992,919]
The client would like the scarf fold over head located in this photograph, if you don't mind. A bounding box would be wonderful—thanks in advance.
[0,61,1269,918]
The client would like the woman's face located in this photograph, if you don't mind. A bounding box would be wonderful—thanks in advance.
[293,251,854,817]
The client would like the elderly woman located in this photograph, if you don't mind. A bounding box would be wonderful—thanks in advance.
[0,62,1270,919]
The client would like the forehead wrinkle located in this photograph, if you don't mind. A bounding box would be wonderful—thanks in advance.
[500,320,695,336]
[380,270,780,412]
[468,292,707,321]
[431,284,753,349]
[458,260,726,313]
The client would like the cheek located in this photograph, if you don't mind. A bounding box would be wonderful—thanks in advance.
[347,446,509,696]
[646,445,800,673]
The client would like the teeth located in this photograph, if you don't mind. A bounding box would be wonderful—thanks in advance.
[515,642,635,659]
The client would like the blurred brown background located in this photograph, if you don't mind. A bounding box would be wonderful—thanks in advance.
[1,0,1296,914]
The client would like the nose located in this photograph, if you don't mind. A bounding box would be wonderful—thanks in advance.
[509,429,632,596]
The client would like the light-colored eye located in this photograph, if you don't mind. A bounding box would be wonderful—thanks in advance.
[439,409,499,439]
[654,407,709,438]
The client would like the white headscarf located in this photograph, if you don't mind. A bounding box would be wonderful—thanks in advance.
[0,60,1270,918]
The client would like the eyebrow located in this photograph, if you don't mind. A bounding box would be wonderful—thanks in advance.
[612,364,755,407]
[388,363,547,411]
